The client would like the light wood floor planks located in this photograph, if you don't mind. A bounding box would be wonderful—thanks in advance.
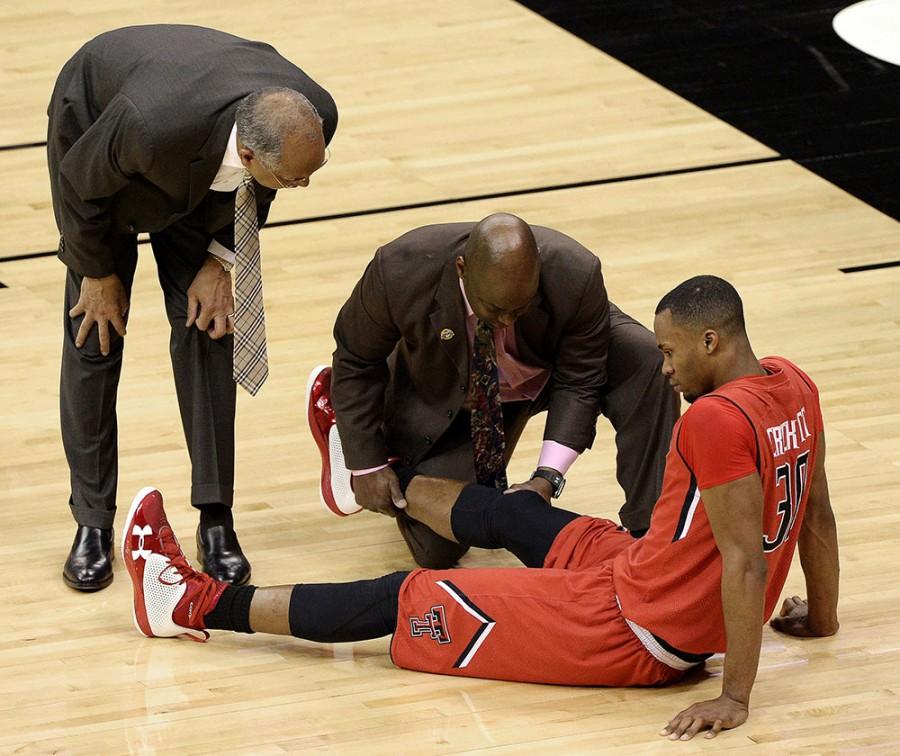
[1,1,898,753]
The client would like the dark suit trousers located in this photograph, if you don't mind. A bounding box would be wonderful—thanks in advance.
[397,303,679,566]
[62,214,236,529]
[601,304,680,531]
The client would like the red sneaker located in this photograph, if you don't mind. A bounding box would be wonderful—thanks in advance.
[306,365,362,516]
[122,487,227,642]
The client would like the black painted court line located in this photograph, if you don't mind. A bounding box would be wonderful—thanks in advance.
[840,260,900,273]
[0,154,786,265]
[0,141,46,152]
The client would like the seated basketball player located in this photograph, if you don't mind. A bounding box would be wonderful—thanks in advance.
[121,276,840,739]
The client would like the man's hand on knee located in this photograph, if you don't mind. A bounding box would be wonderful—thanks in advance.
[352,467,407,517]
[68,273,130,356]
[504,477,553,503]
[186,255,235,340]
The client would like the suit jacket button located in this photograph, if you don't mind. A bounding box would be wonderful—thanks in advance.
[424,435,433,445]
[447,409,453,418]
[127,224,136,233]
[459,385,466,392]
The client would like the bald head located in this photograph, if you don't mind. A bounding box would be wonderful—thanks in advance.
[235,87,327,190]
[457,214,540,329]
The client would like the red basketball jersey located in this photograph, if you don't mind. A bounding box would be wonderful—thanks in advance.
[613,356,824,654]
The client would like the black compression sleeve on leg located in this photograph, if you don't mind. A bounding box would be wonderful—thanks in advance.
[450,484,581,567]
[288,571,409,643]
[204,584,257,633]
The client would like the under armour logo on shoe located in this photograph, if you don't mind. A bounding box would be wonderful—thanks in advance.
[409,605,451,644]
[131,524,153,561]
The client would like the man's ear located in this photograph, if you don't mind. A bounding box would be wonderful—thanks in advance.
[703,329,720,354]
[238,147,255,168]
[455,255,466,279]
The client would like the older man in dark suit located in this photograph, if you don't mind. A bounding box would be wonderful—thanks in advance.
[307,213,679,568]
[48,25,338,591]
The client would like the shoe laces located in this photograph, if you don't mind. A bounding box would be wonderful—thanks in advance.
[156,527,222,638]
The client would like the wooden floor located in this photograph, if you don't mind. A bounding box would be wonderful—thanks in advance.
[1,1,899,753]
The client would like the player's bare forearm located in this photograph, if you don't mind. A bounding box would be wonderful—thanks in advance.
[719,553,767,705]
[663,474,766,740]
[663,555,764,740]
[797,447,839,635]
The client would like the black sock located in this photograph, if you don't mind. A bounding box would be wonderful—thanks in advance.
[288,572,408,643]
[204,584,257,633]
[197,503,233,528]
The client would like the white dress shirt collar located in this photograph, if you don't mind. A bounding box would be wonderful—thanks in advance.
[209,124,245,192]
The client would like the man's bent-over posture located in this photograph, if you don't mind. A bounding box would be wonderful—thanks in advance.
[49,25,338,590]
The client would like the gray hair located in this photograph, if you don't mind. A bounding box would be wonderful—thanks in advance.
[235,87,322,168]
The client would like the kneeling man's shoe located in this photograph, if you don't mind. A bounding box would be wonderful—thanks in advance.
[63,525,114,591]
[306,364,362,516]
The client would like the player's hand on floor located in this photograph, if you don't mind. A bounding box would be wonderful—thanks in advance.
[769,595,839,637]
[661,694,748,740]
[769,595,814,636]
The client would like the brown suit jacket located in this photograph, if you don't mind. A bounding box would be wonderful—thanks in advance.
[331,223,610,470]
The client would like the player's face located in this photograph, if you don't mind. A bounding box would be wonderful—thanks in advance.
[654,310,715,403]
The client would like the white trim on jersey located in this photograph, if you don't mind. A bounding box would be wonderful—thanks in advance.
[675,487,701,541]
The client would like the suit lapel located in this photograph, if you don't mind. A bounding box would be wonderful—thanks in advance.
[514,290,551,366]
[186,106,240,212]
[429,259,469,379]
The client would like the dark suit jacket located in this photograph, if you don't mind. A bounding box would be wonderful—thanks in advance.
[332,223,610,470]
[47,25,338,278]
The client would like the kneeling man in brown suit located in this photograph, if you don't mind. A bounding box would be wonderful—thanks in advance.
[307,213,678,568]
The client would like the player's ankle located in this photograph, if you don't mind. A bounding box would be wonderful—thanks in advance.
[203,584,257,633]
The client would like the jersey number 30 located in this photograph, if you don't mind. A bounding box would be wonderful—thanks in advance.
[763,451,810,552]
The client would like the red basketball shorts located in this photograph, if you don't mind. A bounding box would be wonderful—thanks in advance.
[390,516,686,686]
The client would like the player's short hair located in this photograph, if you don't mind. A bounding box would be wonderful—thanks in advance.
[655,275,746,334]
[235,87,321,169]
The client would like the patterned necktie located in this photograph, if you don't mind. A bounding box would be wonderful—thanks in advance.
[469,319,507,489]
[232,174,269,395]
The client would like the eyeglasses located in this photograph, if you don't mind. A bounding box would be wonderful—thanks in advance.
[258,146,330,189]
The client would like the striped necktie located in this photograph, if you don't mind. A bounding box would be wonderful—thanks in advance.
[232,174,269,395]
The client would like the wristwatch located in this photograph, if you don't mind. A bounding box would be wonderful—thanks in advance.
[209,252,234,272]
[530,467,566,498]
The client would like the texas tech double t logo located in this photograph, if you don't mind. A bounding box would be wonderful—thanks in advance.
[409,605,451,644]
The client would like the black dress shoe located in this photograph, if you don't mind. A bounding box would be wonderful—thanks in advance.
[63,525,114,591]
[196,523,251,585]
[396,511,469,569]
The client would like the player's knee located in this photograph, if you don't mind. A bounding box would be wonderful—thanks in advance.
[451,485,547,548]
